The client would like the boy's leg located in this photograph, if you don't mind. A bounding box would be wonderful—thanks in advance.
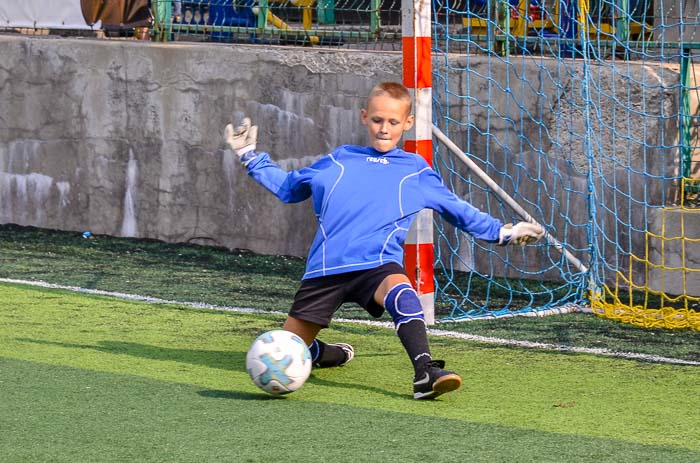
[283,315,321,345]
[374,274,462,399]
[287,273,357,369]
[283,315,354,368]
[374,274,431,370]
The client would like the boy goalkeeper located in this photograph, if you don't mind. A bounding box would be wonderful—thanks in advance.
[225,82,544,399]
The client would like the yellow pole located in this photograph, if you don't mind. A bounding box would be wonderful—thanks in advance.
[303,8,313,30]
[578,0,589,38]
[251,7,320,44]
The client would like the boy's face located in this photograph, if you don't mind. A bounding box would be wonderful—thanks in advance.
[360,94,414,153]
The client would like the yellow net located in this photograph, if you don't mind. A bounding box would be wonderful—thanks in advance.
[591,181,700,331]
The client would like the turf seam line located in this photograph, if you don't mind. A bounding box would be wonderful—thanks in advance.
[2,277,698,366]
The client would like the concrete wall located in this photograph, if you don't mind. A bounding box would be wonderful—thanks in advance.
[0,35,400,256]
[0,34,697,296]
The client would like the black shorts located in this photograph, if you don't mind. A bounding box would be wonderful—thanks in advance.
[289,262,407,328]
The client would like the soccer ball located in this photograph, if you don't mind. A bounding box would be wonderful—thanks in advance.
[246,330,312,395]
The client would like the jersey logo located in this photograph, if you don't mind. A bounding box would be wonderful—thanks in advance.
[366,156,389,165]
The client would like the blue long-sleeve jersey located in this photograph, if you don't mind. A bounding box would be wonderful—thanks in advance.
[245,145,503,280]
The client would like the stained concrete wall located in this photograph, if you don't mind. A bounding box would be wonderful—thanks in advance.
[0,35,401,256]
[0,34,697,296]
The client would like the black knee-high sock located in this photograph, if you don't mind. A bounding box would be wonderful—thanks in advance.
[396,319,432,375]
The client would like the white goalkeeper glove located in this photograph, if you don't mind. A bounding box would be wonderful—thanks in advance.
[498,222,545,246]
[224,117,258,166]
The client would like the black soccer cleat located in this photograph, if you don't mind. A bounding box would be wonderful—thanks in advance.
[413,360,462,400]
[313,342,355,368]
[333,342,355,366]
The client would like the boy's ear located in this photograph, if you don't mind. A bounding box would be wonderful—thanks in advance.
[360,108,368,125]
[404,114,415,131]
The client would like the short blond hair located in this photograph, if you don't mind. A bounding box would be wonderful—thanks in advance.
[366,82,413,114]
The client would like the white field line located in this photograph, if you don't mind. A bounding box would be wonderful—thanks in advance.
[2,277,699,367]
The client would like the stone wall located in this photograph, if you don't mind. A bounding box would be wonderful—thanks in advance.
[0,35,400,256]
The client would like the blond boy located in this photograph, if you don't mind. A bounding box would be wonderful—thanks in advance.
[226,82,543,399]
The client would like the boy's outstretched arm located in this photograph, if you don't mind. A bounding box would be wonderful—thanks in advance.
[419,166,545,246]
[223,116,314,203]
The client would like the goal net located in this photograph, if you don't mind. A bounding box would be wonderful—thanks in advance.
[428,0,700,329]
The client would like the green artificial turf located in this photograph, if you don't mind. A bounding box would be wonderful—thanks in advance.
[1,283,699,462]
[0,224,698,362]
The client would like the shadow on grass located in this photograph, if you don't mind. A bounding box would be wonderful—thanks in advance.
[197,376,406,401]
[306,374,406,399]
[17,338,248,372]
[197,389,280,400]
[18,338,407,398]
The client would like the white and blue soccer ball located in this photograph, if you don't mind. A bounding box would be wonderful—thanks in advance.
[246,330,312,395]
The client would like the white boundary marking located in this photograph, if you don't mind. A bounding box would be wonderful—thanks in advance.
[2,277,698,366]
